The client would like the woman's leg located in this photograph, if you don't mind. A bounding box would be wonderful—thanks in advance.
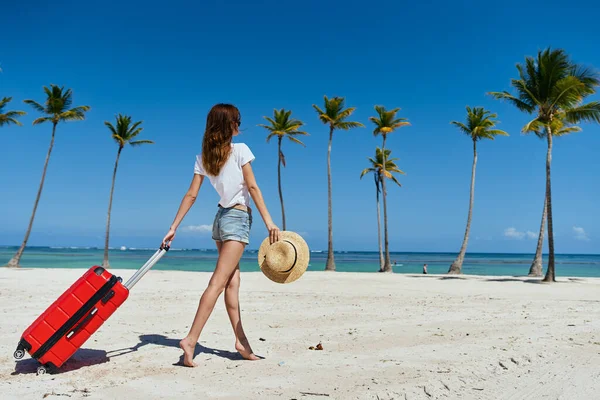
[179,239,245,367]
[223,263,260,360]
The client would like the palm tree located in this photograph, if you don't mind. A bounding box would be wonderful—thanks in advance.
[4,85,90,268]
[489,47,600,282]
[0,97,26,127]
[102,114,154,268]
[360,148,405,272]
[313,96,364,271]
[259,108,308,231]
[522,116,581,276]
[448,106,508,274]
[369,106,410,272]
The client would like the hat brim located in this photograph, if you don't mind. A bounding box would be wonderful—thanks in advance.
[258,231,310,284]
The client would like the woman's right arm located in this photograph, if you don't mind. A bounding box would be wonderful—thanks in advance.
[162,174,204,245]
[242,162,280,244]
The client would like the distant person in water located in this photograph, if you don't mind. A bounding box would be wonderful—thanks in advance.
[423,264,428,274]
[162,104,280,367]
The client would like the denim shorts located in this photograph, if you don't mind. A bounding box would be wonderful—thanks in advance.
[211,206,253,244]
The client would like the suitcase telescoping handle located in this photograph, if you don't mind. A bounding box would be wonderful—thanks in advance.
[124,242,170,290]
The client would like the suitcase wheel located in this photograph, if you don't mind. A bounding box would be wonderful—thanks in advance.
[13,349,25,360]
[36,363,57,375]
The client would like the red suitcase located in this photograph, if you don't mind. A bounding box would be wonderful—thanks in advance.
[13,245,169,374]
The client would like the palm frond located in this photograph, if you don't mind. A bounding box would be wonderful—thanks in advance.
[128,120,143,133]
[487,91,536,113]
[287,135,306,146]
[257,124,275,133]
[486,129,509,136]
[522,117,541,135]
[563,101,600,124]
[523,114,582,138]
[337,107,357,120]
[32,117,51,125]
[59,109,88,121]
[104,121,118,136]
[70,105,91,114]
[450,121,470,135]
[569,64,600,95]
[512,79,542,108]
[0,117,22,127]
[360,167,375,178]
[336,121,364,130]
[554,125,582,136]
[389,175,402,187]
[287,129,309,136]
[392,121,410,129]
[0,97,12,110]
[265,132,278,142]
[128,128,144,140]
[129,139,154,146]
[0,97,27,127]
[4,110,26,118]
[312,104,324,115]
[550,75,588,109]
[313,104,331,124]
[263,116,277,126]
[23,99,46,114]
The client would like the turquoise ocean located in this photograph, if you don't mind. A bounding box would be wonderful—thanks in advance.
[1,246,599,277]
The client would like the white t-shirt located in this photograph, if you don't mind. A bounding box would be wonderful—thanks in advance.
[194,143,255,208]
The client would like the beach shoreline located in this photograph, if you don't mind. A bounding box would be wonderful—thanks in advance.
[2,269,599,399]
[5,266,600,281]
[2,247,599,277]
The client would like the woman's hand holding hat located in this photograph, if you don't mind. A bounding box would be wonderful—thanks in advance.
[258,231,310,284]
[266,221,280,244]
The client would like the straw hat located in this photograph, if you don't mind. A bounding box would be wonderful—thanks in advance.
[258,231,310,284]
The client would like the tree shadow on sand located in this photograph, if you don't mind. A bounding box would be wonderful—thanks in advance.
[12,348,109,375]
[405,274,549,284]
[482,277,545,284]
[107,334,249,366]
[404,274,466,280]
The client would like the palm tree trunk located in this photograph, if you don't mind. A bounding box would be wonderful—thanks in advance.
[448,139,477,274]
[543,126,556,282]
[381,172,393,273]
[325,125,335,271]
[381,135,393,273]
[277,137,286,231]
[374,174,384,272]
[528,195,547,277]
[103,146,123,268]
[5,122,57,268]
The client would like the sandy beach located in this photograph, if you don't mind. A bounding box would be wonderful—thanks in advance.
[1,268,599,399]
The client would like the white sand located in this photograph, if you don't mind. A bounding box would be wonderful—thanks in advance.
[1,268,599,399]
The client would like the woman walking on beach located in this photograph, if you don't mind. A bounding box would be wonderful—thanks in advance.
[162,104,280,367]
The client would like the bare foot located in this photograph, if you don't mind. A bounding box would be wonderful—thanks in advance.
[179,337,198,367]
[235,338,260,361]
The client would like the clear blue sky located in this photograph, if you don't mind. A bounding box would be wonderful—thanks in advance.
[1,0,599,253]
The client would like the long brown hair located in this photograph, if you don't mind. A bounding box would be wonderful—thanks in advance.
[201,103,241,176]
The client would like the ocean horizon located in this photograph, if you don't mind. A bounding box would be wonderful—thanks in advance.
[1,246,599,277]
